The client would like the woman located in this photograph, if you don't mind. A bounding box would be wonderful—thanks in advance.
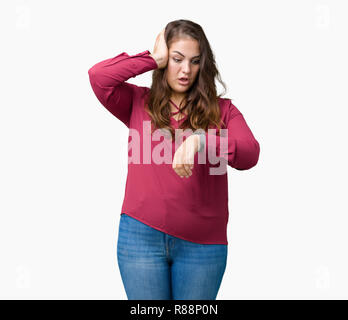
[88,19,260,300]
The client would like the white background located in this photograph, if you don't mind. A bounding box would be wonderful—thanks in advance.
[1,0,347,299]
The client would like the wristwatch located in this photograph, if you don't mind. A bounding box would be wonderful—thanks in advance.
[193,131,206,152]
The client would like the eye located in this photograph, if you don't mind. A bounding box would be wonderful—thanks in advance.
[173,58,200,64]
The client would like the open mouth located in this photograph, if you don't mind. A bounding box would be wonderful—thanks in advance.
[178,78,189,85]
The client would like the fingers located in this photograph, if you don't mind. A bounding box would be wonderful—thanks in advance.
[172,136,195,178]
[173,163,194,178]
[180,164,191,178]
[183,164,193,176]
[175,151,193,178]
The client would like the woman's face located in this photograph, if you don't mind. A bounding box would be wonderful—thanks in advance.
[166,37,200,98]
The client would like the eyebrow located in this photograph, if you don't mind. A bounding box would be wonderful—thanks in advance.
[172,51,201,59]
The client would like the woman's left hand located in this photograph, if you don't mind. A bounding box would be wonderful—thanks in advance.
[172,135,200,178]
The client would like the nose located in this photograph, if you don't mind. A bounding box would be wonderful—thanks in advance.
[181,61,191,74]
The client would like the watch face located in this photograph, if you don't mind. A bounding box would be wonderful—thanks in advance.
[200,134,205,151]
[192,132,206,152]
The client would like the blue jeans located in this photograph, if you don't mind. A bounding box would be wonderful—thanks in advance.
[117,213,228,300]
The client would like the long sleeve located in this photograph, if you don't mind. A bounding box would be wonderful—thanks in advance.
[204,101,260,170]
[88,50,158,127]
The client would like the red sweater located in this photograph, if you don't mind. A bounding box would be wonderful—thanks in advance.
[88,50,260,244]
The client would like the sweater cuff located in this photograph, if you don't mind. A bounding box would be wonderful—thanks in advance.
[141,50,159,70]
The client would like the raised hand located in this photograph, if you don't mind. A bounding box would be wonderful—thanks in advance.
[149,28,169,69]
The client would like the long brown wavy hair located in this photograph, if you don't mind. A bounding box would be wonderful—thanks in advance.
[143,19,228,140]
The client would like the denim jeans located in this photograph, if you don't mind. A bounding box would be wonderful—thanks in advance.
[117,213,228,300]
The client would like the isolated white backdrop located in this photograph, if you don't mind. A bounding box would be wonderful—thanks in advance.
[0,0,347,299]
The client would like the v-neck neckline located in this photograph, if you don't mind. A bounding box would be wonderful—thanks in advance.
[169,99,187,122]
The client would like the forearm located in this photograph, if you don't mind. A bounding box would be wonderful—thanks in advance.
[149,53,166,69]
[88,50,158,90]
[87,50,157,127]
[203,114,260,170]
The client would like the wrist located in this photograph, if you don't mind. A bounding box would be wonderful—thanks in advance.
[192,132,205,153]
[193,135,200,153]
[149,54,165,68]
